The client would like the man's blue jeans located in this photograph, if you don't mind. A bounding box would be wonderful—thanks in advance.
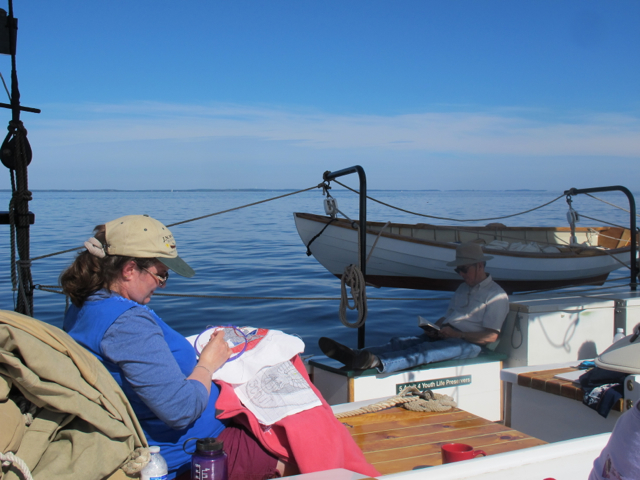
[364,333,482,374]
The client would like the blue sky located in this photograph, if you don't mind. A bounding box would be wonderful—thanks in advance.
[1,1,639,190]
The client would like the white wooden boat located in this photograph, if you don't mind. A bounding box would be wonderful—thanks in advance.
[294,212,636,293]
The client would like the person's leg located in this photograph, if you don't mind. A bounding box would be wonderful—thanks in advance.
[218,423,283,479]
[365,334,432,356]
[318,337,379,369]
[376,338,482,374]
[321,334,435,370]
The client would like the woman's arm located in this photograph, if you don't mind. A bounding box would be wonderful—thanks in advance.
[187,330,230,394]
[101,308,213,430]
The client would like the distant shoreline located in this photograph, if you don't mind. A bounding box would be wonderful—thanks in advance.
[0,188,549,193]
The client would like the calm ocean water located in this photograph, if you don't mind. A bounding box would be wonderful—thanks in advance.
[0,187,637,356]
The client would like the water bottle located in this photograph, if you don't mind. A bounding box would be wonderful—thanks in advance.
[613,328,625,344]
[141,446,168,480]
[184,438,228,480]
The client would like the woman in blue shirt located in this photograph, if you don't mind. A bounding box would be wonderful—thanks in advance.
[61,215,283,480]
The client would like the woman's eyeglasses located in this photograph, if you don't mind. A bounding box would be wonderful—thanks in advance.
[140,266,169,287]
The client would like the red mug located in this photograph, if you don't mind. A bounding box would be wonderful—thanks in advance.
[441,443,486,463]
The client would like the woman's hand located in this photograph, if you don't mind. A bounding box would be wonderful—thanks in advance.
[198,329,232,373]
[188,330,231,393]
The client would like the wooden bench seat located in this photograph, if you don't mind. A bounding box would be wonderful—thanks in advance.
[515,367,623,412]
[309,350,507,378]
[309,351,507,421]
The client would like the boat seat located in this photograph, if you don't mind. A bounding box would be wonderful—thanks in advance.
[309,350,507,378]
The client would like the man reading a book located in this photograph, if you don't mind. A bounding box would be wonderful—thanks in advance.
[318,242,510,373]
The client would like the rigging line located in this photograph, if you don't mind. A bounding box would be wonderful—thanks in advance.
[27,184,323,261]
[576,213,629,230]
[332,179,564,222]
[585,193,640,218]
[0,72,10,101]
[167,184,322,227]
[30,246,84,262]
[33,285,451,301]
[37,282,638,299]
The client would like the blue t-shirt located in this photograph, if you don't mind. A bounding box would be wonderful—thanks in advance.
[64,290,227,477]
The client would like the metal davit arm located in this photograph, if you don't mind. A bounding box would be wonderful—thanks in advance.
[564,185,638,291]
[323,166,367,348]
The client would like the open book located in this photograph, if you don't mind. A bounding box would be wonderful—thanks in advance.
[418,316,440,332]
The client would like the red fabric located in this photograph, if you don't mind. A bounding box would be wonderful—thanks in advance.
[218,424,281,480]
[214,356,380,477]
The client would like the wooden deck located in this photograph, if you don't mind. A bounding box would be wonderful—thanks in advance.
[340,406,547,475]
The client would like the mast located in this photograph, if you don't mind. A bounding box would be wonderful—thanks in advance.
[0,0,39,316]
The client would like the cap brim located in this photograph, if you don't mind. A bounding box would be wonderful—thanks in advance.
[158,256,195,278]
[446,255,494,267]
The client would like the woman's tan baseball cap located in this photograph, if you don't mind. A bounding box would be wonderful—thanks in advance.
[104,215,195,277]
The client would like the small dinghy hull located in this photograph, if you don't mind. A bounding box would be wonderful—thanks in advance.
[294,212,635,293]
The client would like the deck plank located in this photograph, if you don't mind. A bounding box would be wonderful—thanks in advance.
[340,406,546,475]
[371,438,547,475]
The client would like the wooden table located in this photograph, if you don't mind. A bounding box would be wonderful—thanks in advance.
[514,367,622,412]
[340,406,546,475]
[501,364,622,443]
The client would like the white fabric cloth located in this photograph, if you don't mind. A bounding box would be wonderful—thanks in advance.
[589,404,640,480]
[443,274,509,333]
[188,327,305,384]
[234,360,322,425]
[187,327,321,425]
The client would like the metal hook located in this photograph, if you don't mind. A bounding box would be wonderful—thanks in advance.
[321,180,332,197]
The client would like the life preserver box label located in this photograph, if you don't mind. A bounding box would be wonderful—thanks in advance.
[396,375,472,393]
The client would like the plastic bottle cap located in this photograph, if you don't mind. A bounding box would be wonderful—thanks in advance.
[196,438,224,453]
[149,446,160,454]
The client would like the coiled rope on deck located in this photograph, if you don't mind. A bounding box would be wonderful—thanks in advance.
[334,386,457,419]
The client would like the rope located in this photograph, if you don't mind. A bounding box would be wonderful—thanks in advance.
[27,185,324,262]
[576,212,630,231]
[333,179,565,223]
[167,185,323,227]
[304,217,337,256]
[335,221,391,328]
[366,221,390,264]
[586,193,640,218]
[121,447,150,475]
[36,281,640,301]
[0,452,34,480]
[30,246,85,262]
[34,284,453,301]
[334,386,456,419]
[339,264,367,328]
